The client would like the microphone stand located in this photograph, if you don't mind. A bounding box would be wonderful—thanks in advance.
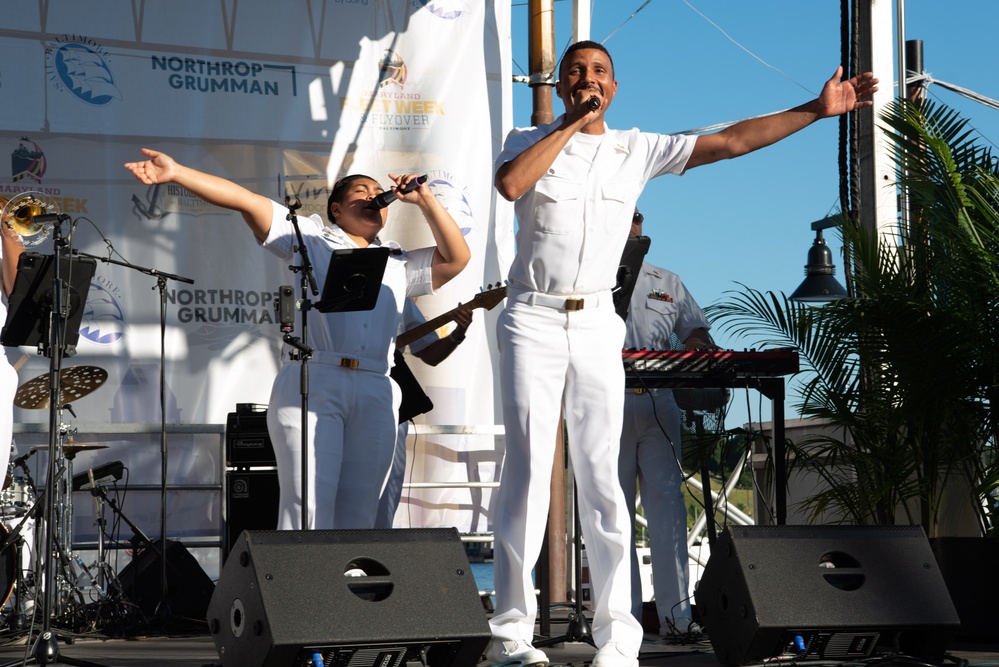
[282,197,319,530]
[69,249,194,628]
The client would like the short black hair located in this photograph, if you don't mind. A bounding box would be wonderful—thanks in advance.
[326,174,376,223]
[558,40,614,82]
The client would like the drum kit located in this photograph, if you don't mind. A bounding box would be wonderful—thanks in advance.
[0,364,138,636]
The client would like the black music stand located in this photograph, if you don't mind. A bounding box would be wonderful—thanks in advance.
[613,236,650,321]
[314,247,390,313]
[0,252,96,354]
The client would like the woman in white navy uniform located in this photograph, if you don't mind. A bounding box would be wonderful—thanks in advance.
[124,149,469,530]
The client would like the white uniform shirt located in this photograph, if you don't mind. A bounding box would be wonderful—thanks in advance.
[260,200,435,371]
[495,116,696,296]
[624,262,709,350]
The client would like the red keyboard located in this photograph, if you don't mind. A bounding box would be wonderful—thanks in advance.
[622,348,799,381]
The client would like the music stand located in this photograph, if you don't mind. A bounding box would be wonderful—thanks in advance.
[0,252,97,354]
[613,236,650,320]
[314,247,390,313]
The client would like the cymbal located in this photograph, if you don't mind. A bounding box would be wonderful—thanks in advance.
[31,443,108,458]
[15,366,108,410]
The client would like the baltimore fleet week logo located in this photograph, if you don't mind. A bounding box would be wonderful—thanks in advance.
[340,50,445,133]
[11,138,46,183]
[45,35,122,106]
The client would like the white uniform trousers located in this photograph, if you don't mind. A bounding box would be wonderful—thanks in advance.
[268,361,397,530]
[491,297,644,652]
[619,389,691,627]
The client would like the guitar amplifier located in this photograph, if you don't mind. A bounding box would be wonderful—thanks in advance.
[225,404,276,467]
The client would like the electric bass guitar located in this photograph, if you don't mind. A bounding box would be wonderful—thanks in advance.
[396,284,507,349]
[392,284,507,423]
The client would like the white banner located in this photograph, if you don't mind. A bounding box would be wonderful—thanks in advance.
[0,0,512,541]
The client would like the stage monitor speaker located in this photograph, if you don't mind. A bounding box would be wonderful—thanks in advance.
[224,469,279,560]
[695,526,960,666]
[208,528,490,667]
[117,539,216,623]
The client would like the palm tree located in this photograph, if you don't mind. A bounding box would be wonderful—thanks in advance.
[706,99,999,537]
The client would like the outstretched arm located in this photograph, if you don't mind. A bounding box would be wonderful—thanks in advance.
[685,66,879,170]
[124,148,275,242]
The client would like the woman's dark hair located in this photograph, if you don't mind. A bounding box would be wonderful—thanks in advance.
[326,174,377,223]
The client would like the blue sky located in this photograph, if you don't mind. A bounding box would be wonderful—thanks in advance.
[509,0,999,429]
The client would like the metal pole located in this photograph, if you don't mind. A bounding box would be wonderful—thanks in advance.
[528,0,556,127]
[527,0,566,609]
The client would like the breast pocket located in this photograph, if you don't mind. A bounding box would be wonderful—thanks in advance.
[533,174,582,235]
[643,298,679,347]
[601,179,642,234]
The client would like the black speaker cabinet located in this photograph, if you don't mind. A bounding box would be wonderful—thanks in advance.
[696,526,960,665]
[226,404,275,467]
[225,470,279,559]
[208,528,490,667]
[117,539,216,622]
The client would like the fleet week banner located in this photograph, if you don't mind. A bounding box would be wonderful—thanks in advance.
[0,0,513,545]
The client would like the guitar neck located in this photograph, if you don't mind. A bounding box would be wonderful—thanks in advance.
[397,307,460,349]
[395,286,507,350]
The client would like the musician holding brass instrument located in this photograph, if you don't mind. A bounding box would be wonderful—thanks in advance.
[486,39,877,667]
[618,209,713,640]
[0,196,30,480]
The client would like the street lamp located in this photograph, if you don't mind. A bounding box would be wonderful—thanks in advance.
[790,216,848,303]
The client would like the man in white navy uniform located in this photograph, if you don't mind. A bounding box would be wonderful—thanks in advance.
[124,149,469,531]
[619,210,713,639]
[486,40,877,667]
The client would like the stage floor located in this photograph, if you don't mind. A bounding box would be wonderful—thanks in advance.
[0,628,994,667]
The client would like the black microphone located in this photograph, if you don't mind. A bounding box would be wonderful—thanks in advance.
[365,175,428,210]
[587,97,601,111]
[13,450,35,469]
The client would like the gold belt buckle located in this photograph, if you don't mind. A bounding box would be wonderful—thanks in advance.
[563,297,584,311]
[632,388,647,395]
[339,357,360,369]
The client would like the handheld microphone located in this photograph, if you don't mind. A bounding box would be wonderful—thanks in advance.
[586,97,601,111]
[365,175,429,210]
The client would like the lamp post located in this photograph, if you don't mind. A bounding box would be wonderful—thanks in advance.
[790,216,849,302]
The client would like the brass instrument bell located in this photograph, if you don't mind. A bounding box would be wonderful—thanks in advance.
[0,191,55,247]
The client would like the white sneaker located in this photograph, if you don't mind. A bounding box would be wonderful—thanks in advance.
[483,639,549,667]
[592,642,638,667]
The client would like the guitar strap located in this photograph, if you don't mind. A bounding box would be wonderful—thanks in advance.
[390,349,434,424]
